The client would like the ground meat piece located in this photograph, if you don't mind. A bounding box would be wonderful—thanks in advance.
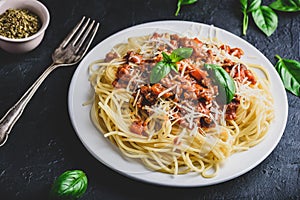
[221,62,257,85]
[230,48,244,58]
[125,51,143,64]
[225,97,240,120]
[245,69,257,84]
[104,52,118,62]
[190,68,208,82]
[112,64,133,88]
[200,116,213,128]
[220,45,244,59]
[130,121,147,135]
[151,83,165,95]
[139,85,158,106]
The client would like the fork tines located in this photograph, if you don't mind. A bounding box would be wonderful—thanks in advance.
[61,16,99,55]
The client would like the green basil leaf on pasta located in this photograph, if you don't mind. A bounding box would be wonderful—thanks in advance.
[170,64,179,72]
[252,6,278,36]
[150,48,193,83]
[162,51,172,63]
[275,55,300,96]
[50,170,88,200]
[204,64,236,104]
[150,61,171,83]
[269,0,300,12]
[170,47,193,62]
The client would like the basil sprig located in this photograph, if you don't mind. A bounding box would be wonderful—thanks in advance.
[150,48,193,83]
[50,170,88,200]
[241,0,278,36]
[175,0,197,16]
[204,64,236,104]
[274,55,300,96]
[270,0,300,12]
[240,0,262,35]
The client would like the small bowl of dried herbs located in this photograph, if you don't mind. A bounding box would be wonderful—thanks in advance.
[0,0,50,53]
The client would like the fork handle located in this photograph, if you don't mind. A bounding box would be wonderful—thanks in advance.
[0,63,59,146]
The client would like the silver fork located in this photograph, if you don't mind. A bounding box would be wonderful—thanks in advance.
[0,16,99,146]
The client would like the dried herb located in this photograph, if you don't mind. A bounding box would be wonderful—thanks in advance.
[0,8,41,39]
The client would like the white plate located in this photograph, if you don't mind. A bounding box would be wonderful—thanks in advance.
[68,20,288,187]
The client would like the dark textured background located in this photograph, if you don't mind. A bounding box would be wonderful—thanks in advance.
[0,0,299,199]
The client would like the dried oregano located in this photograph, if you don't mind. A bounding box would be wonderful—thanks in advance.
[0,8,41,39]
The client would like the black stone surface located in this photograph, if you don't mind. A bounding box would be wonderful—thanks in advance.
[0,0,299,199]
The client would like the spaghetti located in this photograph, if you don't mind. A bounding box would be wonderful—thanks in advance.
[88,32,274,178]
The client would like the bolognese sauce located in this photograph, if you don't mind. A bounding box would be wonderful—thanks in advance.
[111,33,257,133]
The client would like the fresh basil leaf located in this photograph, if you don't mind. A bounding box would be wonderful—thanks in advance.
[219,68,236,102]
[175,0,197,16]
[170,47,193,62]
[170,64,178,72]
[204,64,236,104]
[248,0,262,12]
[275,55,300,96]
[240,0,262,35]
[50,170,88,200]
[252,6,278,36]
[240,0,248,12]
[150,48,193,83]
[150,61,171,83]
[270,0,300,12]
[162,52,172,63]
